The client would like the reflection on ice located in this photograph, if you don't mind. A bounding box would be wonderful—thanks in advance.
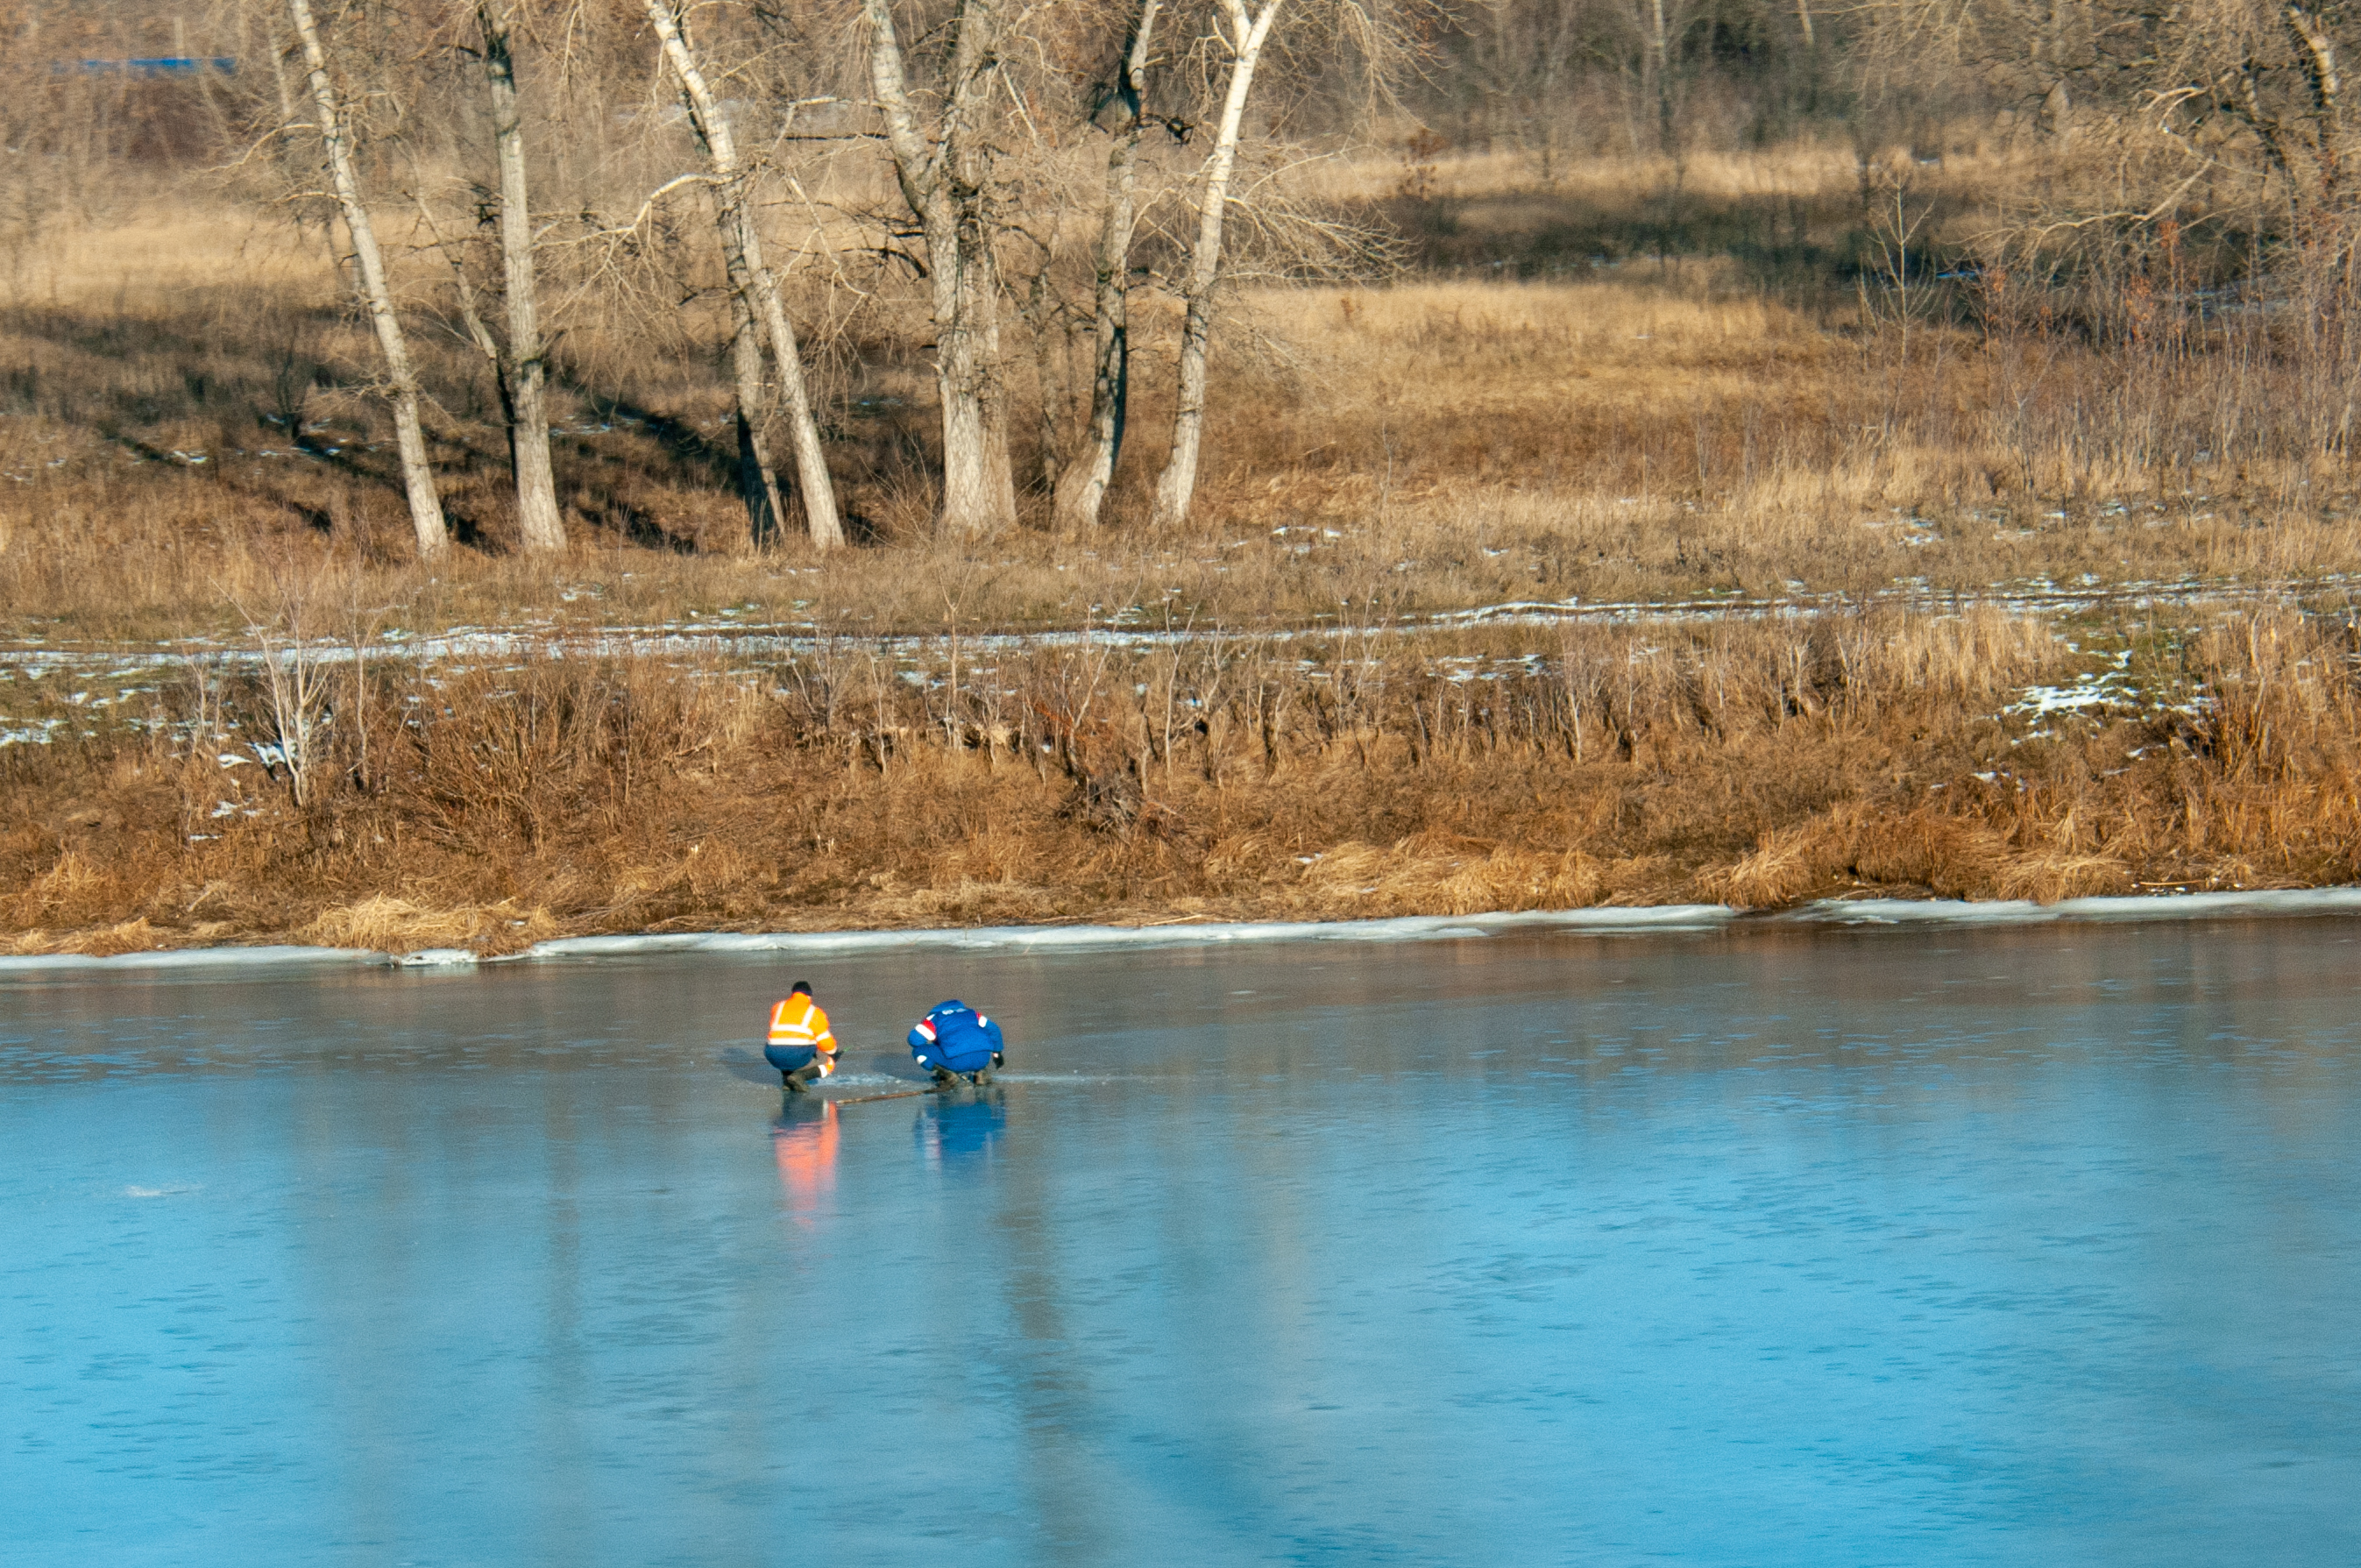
[772,1101,840,1216]
[917,1089,1006,1168]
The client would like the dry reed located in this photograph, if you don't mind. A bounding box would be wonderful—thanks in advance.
[7,607,2359,954]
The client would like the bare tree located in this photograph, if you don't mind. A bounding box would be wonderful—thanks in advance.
[475,0,565,554]
[642,0,846,549]
[863,0,1022,538]
[1579,0,1720,160]
[284,0,450,558]
[232,573,336,810]
[1641,0,1677,157]
[727,287,789,544]
[1054,0,1164,530]
[1857,0,2360,235]
[1150,0,1286,530]
[1457,0,1591,175]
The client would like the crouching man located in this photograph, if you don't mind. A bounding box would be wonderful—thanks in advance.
[909,1000,1005,1085]
[766,981,839,1093]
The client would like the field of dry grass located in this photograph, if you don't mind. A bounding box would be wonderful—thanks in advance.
[6,156,2359,649]
[8,147,2361,951]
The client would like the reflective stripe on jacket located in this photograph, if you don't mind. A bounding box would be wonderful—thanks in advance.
[769,996,836,1051]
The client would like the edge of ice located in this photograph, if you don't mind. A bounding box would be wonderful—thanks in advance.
[0,943,381,976]
[1782,887,2361,926]
[8,887,2360,977]
[509,905,1740,961]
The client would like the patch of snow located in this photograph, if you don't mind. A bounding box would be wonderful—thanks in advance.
[0,717,65,746]
[2007,649,2138,717]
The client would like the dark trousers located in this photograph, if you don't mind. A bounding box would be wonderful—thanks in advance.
[765,1044,823,1089]
[929,1055,999,1084]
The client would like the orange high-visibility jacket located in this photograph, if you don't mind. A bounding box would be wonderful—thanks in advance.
[769,995,837,1053]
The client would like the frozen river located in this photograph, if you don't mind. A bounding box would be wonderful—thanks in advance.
[5,918,2359,1564]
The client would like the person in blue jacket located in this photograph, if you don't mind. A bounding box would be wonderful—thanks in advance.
[909,1000,1005,1085]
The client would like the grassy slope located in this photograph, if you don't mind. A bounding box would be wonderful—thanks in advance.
[7,611,2359,956]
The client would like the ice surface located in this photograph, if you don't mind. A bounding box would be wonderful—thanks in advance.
[7,920,2361,1564]
[0,943,378,976]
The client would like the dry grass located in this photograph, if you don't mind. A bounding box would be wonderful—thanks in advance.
[7,161,2361,650]
[6,605,2359,953]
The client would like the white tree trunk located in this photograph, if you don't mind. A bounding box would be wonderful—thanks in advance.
[1648,0,1677,159]
[728,293,785,543]
[1054,0,1160,531]
[2287,4,2345,202]
[947,212,1017,534]
[644,0,845,549]
[287,0,446,557]
[479,2,565,555]
[863,0,1019,538]
[1149,0,1280,531]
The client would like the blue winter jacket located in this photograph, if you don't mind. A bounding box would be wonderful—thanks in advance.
[909,1000,1004,1073]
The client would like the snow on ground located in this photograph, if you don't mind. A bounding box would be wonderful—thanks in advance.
[2006,648,2141,717]
[2,574,2350,695]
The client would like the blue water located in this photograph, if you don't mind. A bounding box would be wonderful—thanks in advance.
[4,919,2358,1565]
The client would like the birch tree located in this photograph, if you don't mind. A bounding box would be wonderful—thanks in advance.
[285,0,449,557]
[642,0,845,549]
[1149,0,1283,531]
[1641,0,1676,157]
[475,0,566,554]
[726,288,788,543]
[1053,0,1162,530]
[863,0,1021,538]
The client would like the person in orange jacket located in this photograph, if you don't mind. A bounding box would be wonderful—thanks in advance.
[764,981,839,1092]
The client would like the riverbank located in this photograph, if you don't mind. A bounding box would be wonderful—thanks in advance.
[7,607,2358,959]
[17,888,2361,976]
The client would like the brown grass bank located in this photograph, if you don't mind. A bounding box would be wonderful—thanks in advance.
[7,607,2360,955]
